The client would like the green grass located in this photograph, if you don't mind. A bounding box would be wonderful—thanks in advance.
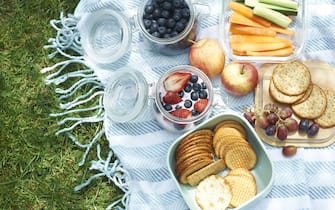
[0,1,122,209]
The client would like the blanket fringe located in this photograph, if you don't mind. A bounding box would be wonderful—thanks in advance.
[42,12,129,209]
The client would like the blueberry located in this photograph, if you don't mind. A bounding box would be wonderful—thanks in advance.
[184,83,192,92]
[190,75,198,83]
[157,18,167,26]
[163,33,171,38]
[158,26,167,35]
[151,31,160,37]
[150,22,159,33]
[175,105,182,109]
[199,90,208,99]
[161,2,172,10]
[184,100,192,108]
[143,13,154,20]
[167,18,176,28]
[153,8,161,18]
[175,21,185,32]
[173,0,183,8]
[180,18,189,26]
[143,19,152,29]
[191,91,199,101]
[173,12,182,21]
[192,109,199,116]
[170,31,179,37]
[145,5,154,14]
[181,8,190,18]
[178,90,184,98]
[164,104,172,111]
[192,83,201,92]
[201,82,207,89]
[161,10,170,18]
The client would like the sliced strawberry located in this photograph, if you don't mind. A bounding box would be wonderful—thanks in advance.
[169,109,192,119]
[194,99,208,113]
[163,91,183,105]
[163,72,192,93]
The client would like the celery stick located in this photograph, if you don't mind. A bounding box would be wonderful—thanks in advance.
[245,0,258,7]
[259,0,298,10]
[253,6,292,28]
[256,2,297,16]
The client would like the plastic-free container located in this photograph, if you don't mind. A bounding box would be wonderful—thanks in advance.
[78,0,208,68]
[220,0,306,63]
[103,65,213,133]
[167,112,274,210]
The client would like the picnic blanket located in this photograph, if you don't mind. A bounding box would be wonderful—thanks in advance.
[41,0,335,209]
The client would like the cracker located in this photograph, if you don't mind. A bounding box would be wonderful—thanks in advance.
[269,78,304,104]
[272,61,311,96]
[175,147,212,169]
[214,121,247,137]
[187,159,226,186]
[293,83,313,104]
[225,143,257,170]
[179,159,213,184]
[176,137,212,157]
[176,153,213,176]
[213,127,245,149]
[224,174,257,208]
[315,90,335,128]
[291,84,327,119]
[195,175,231,210]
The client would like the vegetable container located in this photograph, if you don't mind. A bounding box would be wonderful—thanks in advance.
[220,0,306,63]
[103,65,214,133]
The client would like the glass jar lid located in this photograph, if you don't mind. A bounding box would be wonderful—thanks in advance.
[78,9,132,66]
[103,68,148,123]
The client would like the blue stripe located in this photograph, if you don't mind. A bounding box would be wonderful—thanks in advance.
[305,161,335,174]
[309,186,335,199]
[106,120,162,136]
[267,184,308,198]
[128,168,172,182]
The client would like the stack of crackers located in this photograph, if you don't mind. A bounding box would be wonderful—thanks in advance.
[269,61,335,128]
[175,120,258,210]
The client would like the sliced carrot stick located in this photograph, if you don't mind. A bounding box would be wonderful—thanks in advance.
[246,46,295,56]
[230,41,292,52]
[230,12,264,28]
[228,1,272,27]
[270,24,295,36]
[229,24,277,36]
[230,35,292,44]
[233,50,247,56]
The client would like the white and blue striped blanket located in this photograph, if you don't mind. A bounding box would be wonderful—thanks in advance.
[42,0,335,209]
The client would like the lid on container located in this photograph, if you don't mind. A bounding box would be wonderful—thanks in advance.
[78,9,131,66]
[103,68,148,123]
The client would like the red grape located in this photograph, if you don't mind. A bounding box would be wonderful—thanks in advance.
[267,113,279,125]
[284,117,298,132]
[264,103,279,114]
[307,123,319,137]
[265,125,276,136]
[277,124,288,140]
[243,112,255,126]
[255,114,269,129]
[279,107,293,120]
[299,119,310,132]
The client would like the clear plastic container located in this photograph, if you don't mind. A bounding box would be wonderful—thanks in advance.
[220,0,306,63]
[103,65,214,133]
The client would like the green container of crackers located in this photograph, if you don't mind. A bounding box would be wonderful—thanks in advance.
[167,111,274,210]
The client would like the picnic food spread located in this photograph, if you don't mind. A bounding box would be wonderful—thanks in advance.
[68,0,335,209]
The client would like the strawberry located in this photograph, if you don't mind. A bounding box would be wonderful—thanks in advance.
[194,99,208,113]
[163,72,192,93]
[169,109,192,119]
[163,91,183,105]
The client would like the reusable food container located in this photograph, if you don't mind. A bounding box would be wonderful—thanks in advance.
[78,0,209,68]
[220,0,306,63]
[103,65,214,133]
[167,112,274,210]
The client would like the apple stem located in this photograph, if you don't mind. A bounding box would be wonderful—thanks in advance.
[187,39,196,44]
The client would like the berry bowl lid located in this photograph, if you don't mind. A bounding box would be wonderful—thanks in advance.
[103,68,148,123]
[78,9,132,67]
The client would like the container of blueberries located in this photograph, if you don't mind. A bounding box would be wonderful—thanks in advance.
[78,0,209,68]
[103,65,213,133]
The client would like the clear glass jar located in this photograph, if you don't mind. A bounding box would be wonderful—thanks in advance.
[103,65,213,133]
[137,0,198,55]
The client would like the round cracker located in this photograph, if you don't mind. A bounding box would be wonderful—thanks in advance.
[175,148,212,168]
[272,61,311,96]
[291,84,327,119]
[315,90,335,128]
[179,159,213,184]
[214,121,247,137]
[195,175,231,210]
[176,152,213,175]
[224,174,256,208]
[176,140,212,158]
[225,144,257,170]
[293,83,313,104]
[269,79,304,104]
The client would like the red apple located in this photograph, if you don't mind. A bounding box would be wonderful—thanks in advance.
[221,61,258,96]
[189,38,225,78]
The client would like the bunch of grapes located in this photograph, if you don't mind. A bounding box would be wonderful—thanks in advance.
[244,103,299,141]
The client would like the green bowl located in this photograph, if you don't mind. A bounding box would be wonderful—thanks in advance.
[167,111,274,210]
